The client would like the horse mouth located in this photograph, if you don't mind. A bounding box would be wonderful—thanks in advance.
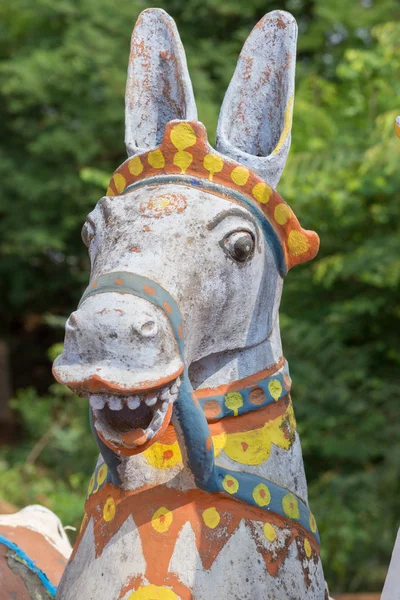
[88,377,181,449]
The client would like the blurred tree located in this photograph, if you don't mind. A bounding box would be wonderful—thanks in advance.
[0,0,399,593]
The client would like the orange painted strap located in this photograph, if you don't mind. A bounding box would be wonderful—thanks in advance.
[196,357,290,421]
[105,120,320,271]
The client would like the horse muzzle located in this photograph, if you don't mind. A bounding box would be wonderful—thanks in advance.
[53,273,185,454]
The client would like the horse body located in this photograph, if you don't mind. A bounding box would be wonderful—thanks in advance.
[52,8,327,600]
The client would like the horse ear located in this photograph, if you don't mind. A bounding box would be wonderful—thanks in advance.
[216,11,297,189]
[125,9,197,156]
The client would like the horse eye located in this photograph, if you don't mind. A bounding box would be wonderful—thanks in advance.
[81,222,95,247]
[222,231,255,263]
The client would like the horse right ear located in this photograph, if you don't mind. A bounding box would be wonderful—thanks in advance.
[125,9,197,157]
[216,11,297,189]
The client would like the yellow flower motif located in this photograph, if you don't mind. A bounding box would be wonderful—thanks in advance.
[252,182,272,204]
[151,507,173,533]
[202,507,221,529]
[268,379,282,401]
[128,156,144,176]
[309,513,317,533]
[231,166,249,186]
[288,230,309,256]
[97,463,108,487]
[263,523,277,542]
[113,173,126,194]
[170,123,197,150]
[128,585,179,600]
[143,441,182,470]
[106,186,114,197]
[252,483,271,507]
[222,474,239,495]
[148,150,165,169]
[304,538,312,558]
[282,493,300,520]
[103,497,116,522]
[173,150,193,174]
[203,154,224,181]
[224,392,243,416]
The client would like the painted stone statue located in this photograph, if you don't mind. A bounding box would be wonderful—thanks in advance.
[53,8,328,600]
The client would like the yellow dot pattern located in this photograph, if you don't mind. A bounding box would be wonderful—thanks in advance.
[252,483,271,507]
[304,538,312,558]
[202,507,221,529]
[274,204,292,225]
[252,182,272,204]
[87,462,109,499]
[263,523,277,542]
[309,513,317,533]
[113,173,126,194]
[128,156,144,176]
[231,166,250,186]
[288,230,309,256]
[128,585,179,600]
[222,474,239,495]
[170,122,197,150]
[148,150,165,169]
[282,493,300,520]
[103,497,116,522]
[268,379,283,401]
[203,154,224,181]
[224,392,243,416]
[151,506,173,533]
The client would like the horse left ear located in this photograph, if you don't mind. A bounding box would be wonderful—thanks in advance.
[216,11,297,189]
[125,8,197,157]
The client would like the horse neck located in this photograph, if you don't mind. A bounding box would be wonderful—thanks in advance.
[189,320,283,391]
[115,321,309,503]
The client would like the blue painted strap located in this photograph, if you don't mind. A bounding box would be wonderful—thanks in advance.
[197,361,291,419]
[79,271,320,546]
[0,534,57,597]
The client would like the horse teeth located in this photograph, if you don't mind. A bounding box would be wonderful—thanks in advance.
[161,401,169,413]
[151,409,164,429]
[160,387,170,401]
[170,382,179,394]
[108,397,123,410]
[127,397,140,410]
[145,395,157,407]
[89,395,106,410]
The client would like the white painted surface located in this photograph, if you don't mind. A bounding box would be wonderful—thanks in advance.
[0,504,72,559]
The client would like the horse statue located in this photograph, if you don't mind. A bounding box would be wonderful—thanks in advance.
[51,8,328,599]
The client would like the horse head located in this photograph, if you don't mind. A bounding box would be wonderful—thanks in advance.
[53,9,319,474]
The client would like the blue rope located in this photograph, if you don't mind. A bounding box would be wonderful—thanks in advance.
[0,534,57,597]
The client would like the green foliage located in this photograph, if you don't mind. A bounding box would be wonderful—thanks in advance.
[1,0,400,593]
[0,380,96,535]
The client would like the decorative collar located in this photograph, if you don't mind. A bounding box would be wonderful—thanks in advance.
[196,358,291,421]
[105,120,319,274]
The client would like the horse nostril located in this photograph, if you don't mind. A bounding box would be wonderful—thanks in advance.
[66,313,79,331]
[140,320,158,338]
